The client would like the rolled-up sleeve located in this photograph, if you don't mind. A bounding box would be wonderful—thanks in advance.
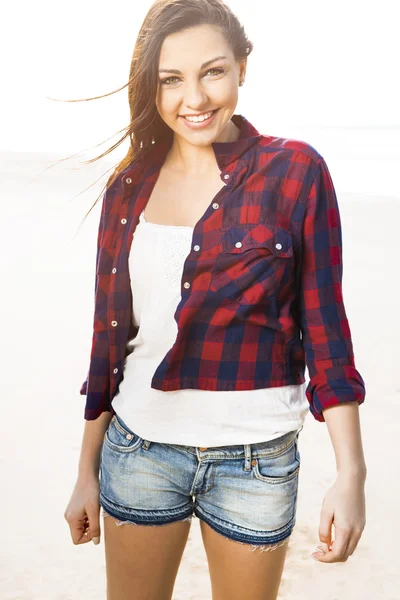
[298,157,366,422]
[79,188,112,420]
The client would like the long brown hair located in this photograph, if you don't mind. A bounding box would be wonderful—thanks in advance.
[52,0,253,223]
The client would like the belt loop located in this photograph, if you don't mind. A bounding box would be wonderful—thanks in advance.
[142,439,151,450]
[243,444,252,471]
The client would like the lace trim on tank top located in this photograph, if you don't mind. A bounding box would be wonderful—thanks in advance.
[138,209,194,287]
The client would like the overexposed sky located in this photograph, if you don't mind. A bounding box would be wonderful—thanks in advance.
[2,0,399,152]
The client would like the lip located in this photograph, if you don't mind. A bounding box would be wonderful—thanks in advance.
[179,109,219,130]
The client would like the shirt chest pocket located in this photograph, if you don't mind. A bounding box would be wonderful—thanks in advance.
[208,223,294,304]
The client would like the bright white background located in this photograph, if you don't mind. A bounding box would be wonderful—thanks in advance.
[1,0,399,152]
[1,2,399,599]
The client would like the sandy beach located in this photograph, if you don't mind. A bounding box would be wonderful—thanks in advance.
[1,145,399,599]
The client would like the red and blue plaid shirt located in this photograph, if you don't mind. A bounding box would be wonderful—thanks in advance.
[80,114,366,422]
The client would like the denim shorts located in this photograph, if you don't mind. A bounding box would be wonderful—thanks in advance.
[99,412,302,549]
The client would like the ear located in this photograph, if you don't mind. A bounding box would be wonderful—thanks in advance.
[239,58,247,82]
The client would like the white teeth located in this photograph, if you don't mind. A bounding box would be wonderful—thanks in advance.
[184,111,214,123]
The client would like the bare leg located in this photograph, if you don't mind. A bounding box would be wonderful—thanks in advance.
[103,511,192,600]
[199,519,290,600]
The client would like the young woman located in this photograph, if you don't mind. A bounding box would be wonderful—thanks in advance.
[64,1,367,598]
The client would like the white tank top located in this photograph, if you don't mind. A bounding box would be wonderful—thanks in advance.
[111,209,309,446]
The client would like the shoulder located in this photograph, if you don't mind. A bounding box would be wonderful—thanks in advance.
[255,133,323,166]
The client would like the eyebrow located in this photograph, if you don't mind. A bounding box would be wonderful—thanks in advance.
[158,55,227,74]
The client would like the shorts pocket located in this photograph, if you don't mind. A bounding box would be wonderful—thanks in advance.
[253,436,300,484]
[104,415,143,453]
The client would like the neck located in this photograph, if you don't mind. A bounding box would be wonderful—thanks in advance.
[165,118,240,176]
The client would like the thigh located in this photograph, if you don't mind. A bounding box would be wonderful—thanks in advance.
[200,520,290,600]
[194,431,301,599]
[103,515,191,600]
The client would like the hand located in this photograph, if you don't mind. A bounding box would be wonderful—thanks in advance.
[64,475,102,545]
[312,471,366,563]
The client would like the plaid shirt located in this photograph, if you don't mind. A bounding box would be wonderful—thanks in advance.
[80,114,365,422]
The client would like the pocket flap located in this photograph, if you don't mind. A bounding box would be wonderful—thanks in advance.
[221,223,293,258]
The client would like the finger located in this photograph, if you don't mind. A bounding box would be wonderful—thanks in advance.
[318,516,333,554]
[331,529,351,561]
[318,504,334,538]
[315,529,351,563]
[70,516,90,545]
[342,532,360,559]
[318,541,331,554]
[313,515,333,561]
[86,504,101,544]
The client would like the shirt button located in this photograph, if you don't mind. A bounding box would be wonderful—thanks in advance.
[113,368,119,374]
[193,245,200,251]
[121,218,127,224]
[126,433,133,440]
[126,178,132,184]
[235,241,242,248]
[275,243,282,250]
[212,203,219,209]
[223,174,230,180]
[183,282,191,289]
[111,320,118,327]
[112,268,117,274]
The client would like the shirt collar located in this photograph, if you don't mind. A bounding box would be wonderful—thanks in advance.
[210,113,262,171]
[121,113,262,186]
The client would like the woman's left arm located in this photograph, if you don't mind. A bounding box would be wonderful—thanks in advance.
[312,402,367,563]
[296,155,368,563]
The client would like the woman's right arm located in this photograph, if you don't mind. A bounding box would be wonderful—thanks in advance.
[65,186,116,545]
[64,411,113,545]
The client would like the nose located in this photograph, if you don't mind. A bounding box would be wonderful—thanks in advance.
[183,79,209,109]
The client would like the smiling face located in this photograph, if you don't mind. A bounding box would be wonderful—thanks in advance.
[155,24,247,146]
